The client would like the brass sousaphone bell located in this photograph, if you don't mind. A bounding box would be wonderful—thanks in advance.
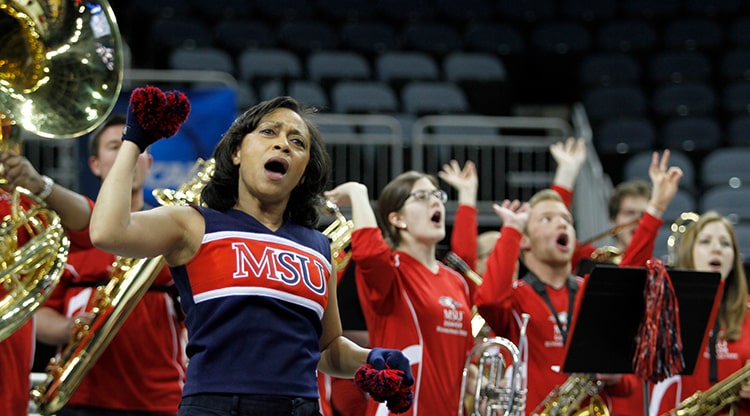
[0,0,123,341]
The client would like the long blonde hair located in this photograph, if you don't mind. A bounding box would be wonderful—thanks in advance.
[674,211,748,340]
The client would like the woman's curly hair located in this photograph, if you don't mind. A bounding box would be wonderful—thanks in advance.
[201,96,330,228]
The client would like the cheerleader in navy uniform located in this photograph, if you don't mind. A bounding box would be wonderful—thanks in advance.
[89,89,413,416]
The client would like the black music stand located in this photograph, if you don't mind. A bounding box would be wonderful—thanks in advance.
[560,264,724,414]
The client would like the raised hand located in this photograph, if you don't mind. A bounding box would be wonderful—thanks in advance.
[492,199,530,232]
[647,150,683,215]
[438,160,477,193]
[550,137,587,190]
[122,85,191,152]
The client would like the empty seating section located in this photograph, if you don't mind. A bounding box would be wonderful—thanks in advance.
[411,115,572,202]
[112,0,750,230]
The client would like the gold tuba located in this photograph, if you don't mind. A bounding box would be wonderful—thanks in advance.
[0,186,69,341]
[0,0,123,139]
[30,158,213,415]
[0,0,122,341]
[322,200,353,272]
[665,362,750,416]
[532,373,610,416]
[459,313,530,416]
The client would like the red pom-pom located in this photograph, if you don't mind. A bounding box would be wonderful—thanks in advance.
[387,387,414,414]
[130,86,190,139]
[354,363,414,413]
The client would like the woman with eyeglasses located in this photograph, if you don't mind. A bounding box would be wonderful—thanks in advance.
[325,167,477,416]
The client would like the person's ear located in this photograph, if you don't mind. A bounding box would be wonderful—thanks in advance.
[519,234,531,250]
[388,212,406,230]
[89,156,101,177]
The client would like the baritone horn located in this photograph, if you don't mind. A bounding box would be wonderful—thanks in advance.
[459,313,530,416]
[582,217,640,264]
[443,251,490,339]
[0,0,123,341]
[31,157,212,415]
[322,200,353,271]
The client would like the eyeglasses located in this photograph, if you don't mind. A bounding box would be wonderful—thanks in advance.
[407,189,448,203]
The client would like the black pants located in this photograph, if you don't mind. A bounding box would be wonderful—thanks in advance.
[178,394,321,416]
[58,407,175,416]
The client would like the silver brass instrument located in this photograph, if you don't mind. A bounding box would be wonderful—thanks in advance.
[665,362,750,416]
[322,200,353,272]
[459,313,530,416]
[0,0,122,341]
[532,373,610,416]
[30,158,213,415]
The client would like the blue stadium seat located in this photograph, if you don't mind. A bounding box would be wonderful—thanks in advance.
[331,81,399,114]
[662,17,724,51]
[531,21,592,54]
[727,115,750,147]
[684,0,742,17]
[721,50,750,82]
[597,20,657,53]
[376,0,434,22]
[648,51,713,84]
[314,0,375,23]
[307,51,372,84]
[583,86,647,122]
[375,52,440,84]
[496,0,556,22]
[339,21,400,56]
[187,0,253,21]
[443,52,507,83]
[276,20,339,54]
[700,186,750,224]
[260,80,329,111]
[149,18,213,51]
[661,116,722,153]
[442,52,510,115]
[701,147,750,189]
[168,47,235,74]
[238,49,303,84]
[652,84,717,118]
[401,81,469,115]
[579,52,641,87]
[729,17,750,47]
[401,22,462,56]
[722,82,750,116]
[560,0,617,22]
[594,117,655,156]
[463,22,525,55]
[215,20,275,54]
[620,0,681,19]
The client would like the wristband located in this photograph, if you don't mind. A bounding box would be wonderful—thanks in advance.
[38,175,54,200]
[649,201,667,212]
